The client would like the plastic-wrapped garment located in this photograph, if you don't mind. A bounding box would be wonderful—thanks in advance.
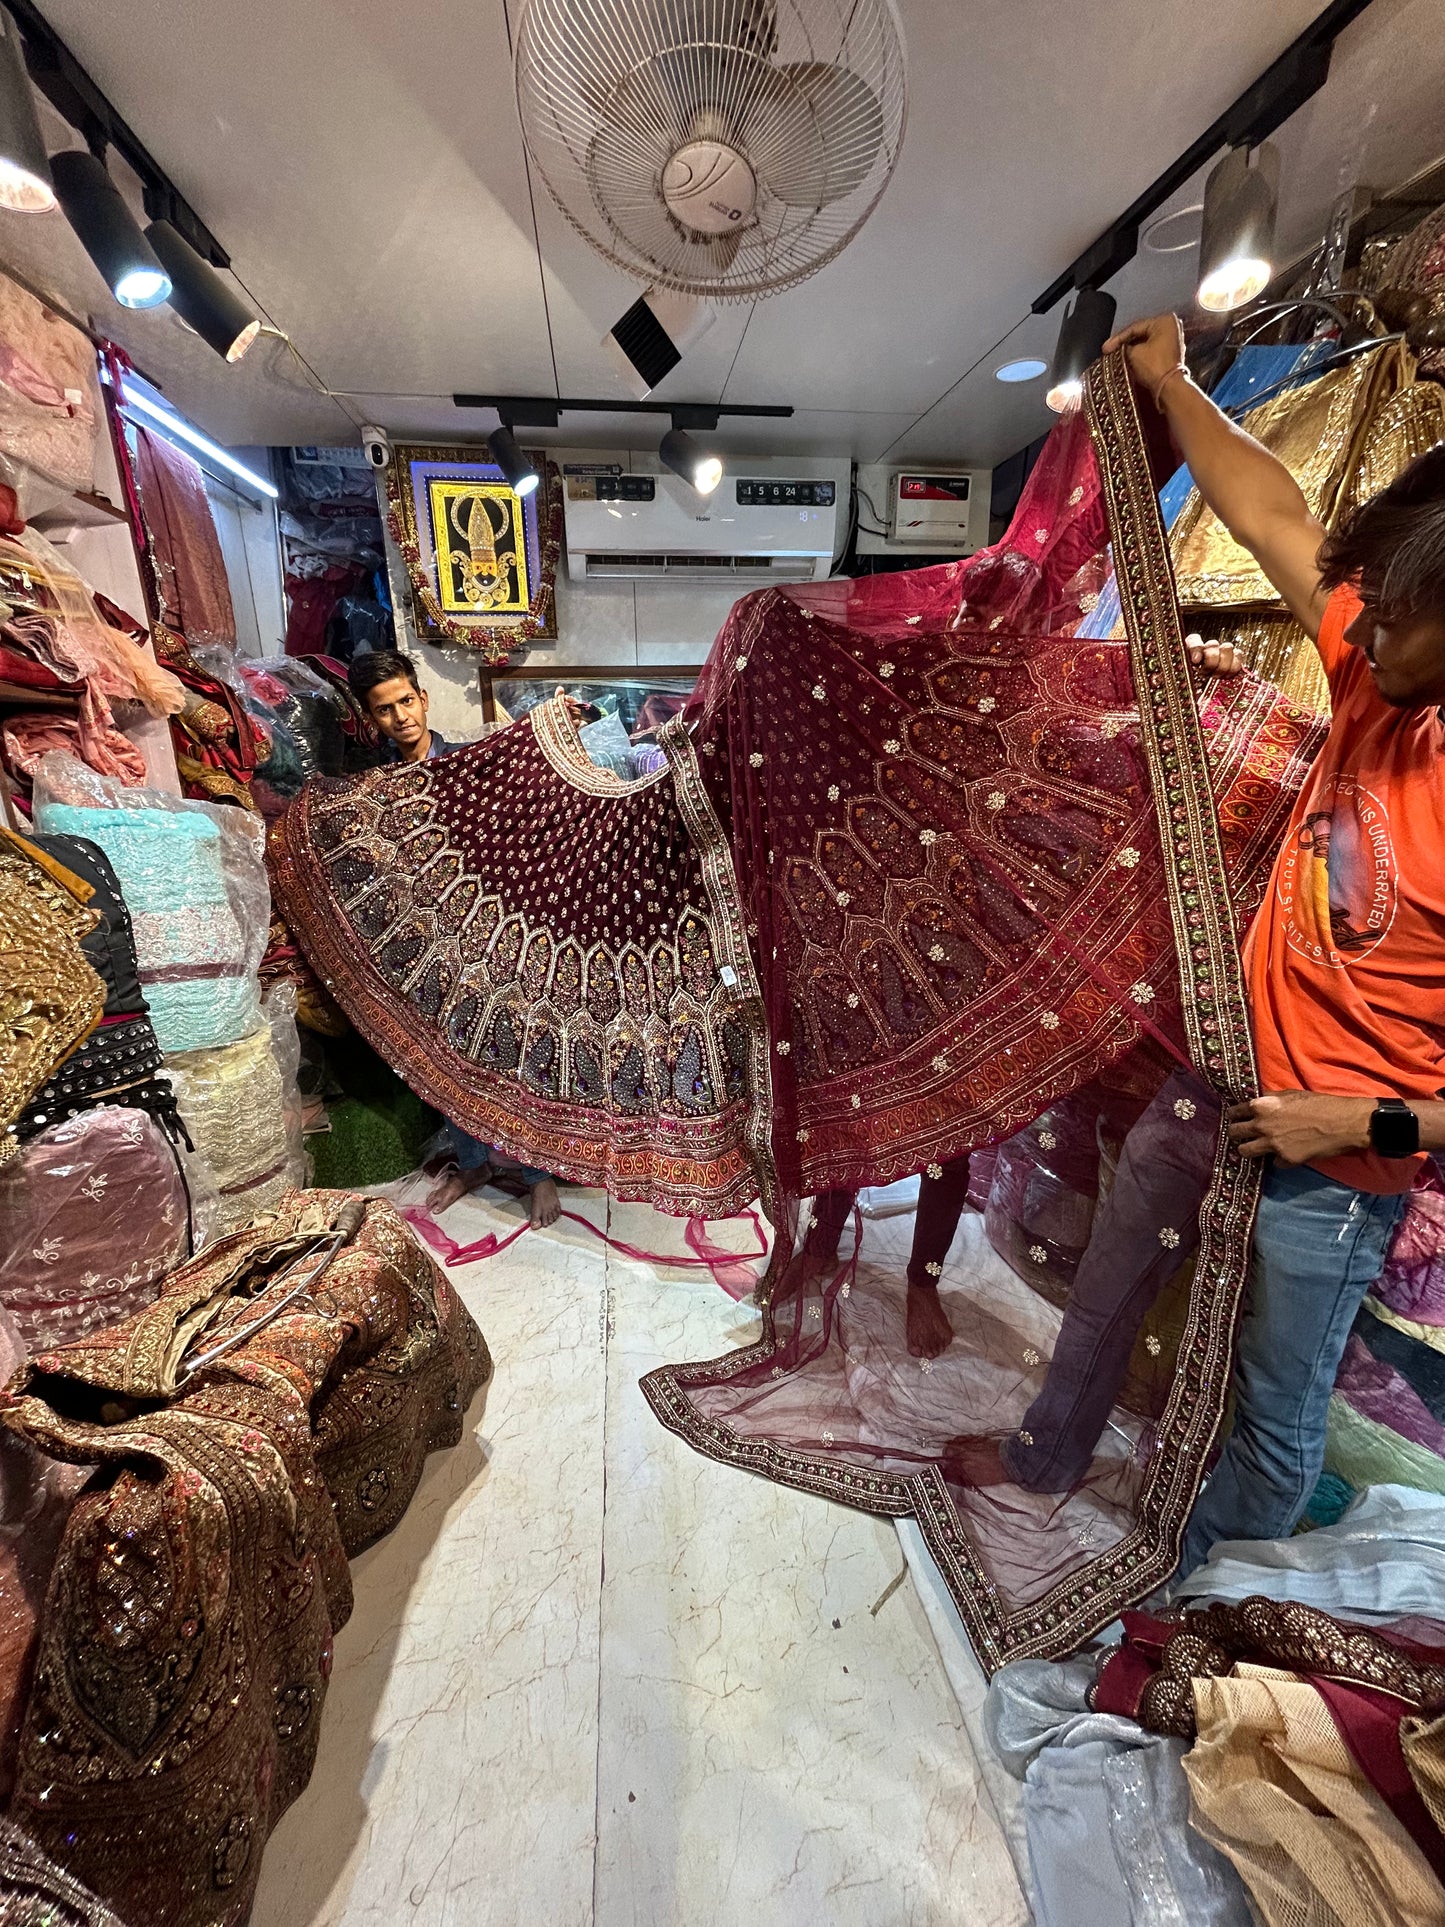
[0,1105,191,1350]
[578,707,637,778]
[263,979,311,1193]
[1021,1728,1253,1927]
[234,653,347,817]
[148,625,265,810]
[301,653,388,771]
[3,702,147,787]
[0,274,100,493]
[33,756,268,1054]
[323,591,393,660]
[164,1022,305,1236]
[14,833,183,1147]
[985,1653,1253,1925]
[0,1305,87,1806]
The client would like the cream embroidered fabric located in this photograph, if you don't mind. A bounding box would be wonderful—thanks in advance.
[1184,1665,1443,1927]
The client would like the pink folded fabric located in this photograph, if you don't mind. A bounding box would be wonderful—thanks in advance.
[0,1106,189,1350]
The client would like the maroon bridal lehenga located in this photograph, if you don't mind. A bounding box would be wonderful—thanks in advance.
[275,355,1327,1661]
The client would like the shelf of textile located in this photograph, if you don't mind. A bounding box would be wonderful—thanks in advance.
[163,1022,304,1236]
[32,761,268,1056]
[0,1105,190,1351]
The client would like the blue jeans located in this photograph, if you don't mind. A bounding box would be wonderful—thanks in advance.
[1177,1162,1407,1577]
[443,1121,550,1188]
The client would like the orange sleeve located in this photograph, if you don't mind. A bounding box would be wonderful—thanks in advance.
[1315,585,1364,696]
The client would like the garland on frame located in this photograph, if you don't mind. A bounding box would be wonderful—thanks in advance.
[383,446,563,665]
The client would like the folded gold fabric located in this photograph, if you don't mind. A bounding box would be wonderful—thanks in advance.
[2,1190,491,1927]
[1401,1710,1445,1842]
[1171,349,1395,611]
[0,827,104,1155]
[1184,1665,1444,1927]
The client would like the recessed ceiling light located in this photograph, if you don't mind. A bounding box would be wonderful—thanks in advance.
[1142,204,1204,254]
[994,358,1048,384]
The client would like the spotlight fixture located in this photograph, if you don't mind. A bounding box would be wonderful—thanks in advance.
[52,148,171,308]
[0,6,52,211]
[487,425,540,498]
[660,425,722,495]
[1197,143,1279,313]
[994,357,1048,384]
[146,219,259,361]
[1045,286,1117,413]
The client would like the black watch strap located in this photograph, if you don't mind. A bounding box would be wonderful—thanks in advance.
[1370,1097,1420,1159]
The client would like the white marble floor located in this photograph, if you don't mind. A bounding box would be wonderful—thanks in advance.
[250,1185,1029,1927]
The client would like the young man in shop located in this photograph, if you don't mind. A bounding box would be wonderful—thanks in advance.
[348,649,452,763]
[346,648,563,1227]
[1101,310,1445,1574]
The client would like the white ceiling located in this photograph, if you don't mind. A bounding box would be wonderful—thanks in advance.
[5,0,1444,469]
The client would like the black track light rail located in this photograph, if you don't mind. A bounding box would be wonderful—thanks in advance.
[455,395,794,431]
[8,0,227,267]
[1032,0,1378,313]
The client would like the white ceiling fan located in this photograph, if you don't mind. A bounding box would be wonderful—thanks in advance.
[514,0,907,302]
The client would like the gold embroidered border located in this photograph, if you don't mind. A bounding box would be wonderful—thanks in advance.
[530,696,671,797]
[661,703,780,1223]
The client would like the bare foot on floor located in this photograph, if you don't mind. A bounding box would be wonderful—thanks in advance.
[940,1434,1013,1487]
[907,1281,955,1359]
[528,1178,562,1228]
[426,1163,492,1213]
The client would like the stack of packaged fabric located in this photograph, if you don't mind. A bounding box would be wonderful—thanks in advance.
[0,278,184,800]
[31,754,307,1233]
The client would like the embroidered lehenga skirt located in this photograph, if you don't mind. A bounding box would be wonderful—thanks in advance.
[274,354,1329,1665]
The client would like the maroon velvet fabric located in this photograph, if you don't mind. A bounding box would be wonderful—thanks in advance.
[274,360,1333,1664]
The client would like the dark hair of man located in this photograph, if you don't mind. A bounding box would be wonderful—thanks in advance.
[348,650,421,701]
[1318,442,1445,618]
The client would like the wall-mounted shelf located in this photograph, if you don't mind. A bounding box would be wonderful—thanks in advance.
[29,490,130,535]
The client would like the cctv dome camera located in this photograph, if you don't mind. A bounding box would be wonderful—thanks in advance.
[361,426,392,470]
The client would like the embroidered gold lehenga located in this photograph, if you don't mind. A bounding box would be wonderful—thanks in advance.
[276,353,1328,1661]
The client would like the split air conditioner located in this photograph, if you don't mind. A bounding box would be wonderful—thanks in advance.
[564,466,842,583]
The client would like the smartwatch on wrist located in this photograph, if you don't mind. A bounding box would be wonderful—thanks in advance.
[1370,1098,1420,1159]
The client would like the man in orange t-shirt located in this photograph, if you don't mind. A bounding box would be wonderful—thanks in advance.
[1108,313,1445,1574]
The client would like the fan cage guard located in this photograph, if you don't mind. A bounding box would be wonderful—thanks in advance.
[515,0,907,302]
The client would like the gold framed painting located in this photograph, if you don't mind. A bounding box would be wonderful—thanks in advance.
[384,443,561,663]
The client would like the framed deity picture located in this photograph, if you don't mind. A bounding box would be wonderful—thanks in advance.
[383,443,562,662]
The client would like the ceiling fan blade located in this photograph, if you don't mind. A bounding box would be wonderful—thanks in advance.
[742,62,884,210]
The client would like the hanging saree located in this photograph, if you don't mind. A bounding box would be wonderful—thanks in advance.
[638,353,1325,1667]
[128,425,238,653]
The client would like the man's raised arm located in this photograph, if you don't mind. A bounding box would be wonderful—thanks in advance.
[1104,313,1331,641]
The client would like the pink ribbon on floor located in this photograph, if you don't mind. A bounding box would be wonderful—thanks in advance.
[400,1202,769,1300]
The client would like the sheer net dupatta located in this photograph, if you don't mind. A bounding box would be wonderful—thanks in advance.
[643,353,1326,1668]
